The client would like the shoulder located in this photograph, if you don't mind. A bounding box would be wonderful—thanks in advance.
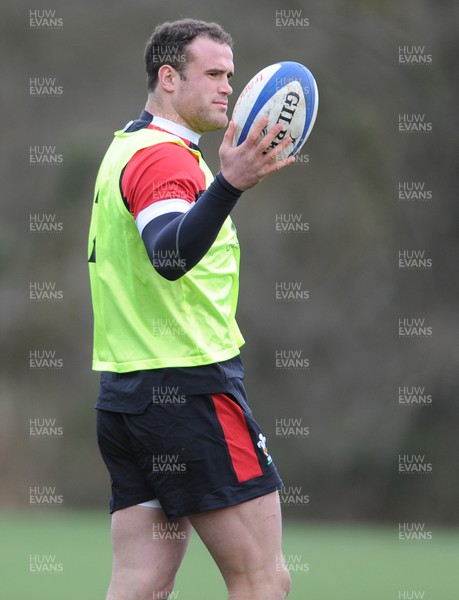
[126,140,202,180]
[122,140,206,218]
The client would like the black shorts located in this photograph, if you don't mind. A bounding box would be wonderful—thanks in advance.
[96,388,282,519]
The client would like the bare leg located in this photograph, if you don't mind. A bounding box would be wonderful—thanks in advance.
[189,491,290,600]
[106,505,191,600]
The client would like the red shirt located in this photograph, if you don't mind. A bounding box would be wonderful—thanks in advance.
[121,124,206,221]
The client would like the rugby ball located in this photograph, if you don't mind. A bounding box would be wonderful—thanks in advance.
[232,61,318,158]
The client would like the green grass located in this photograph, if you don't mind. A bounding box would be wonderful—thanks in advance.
[0,511,458,599]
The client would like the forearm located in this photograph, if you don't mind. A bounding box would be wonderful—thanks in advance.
[142,172,242,280]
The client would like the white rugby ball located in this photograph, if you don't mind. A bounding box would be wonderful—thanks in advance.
[232,61,319,158]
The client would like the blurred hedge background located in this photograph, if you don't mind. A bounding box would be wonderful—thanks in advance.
[1,0,458,525]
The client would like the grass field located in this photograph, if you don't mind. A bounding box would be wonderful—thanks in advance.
[0,510,458,599]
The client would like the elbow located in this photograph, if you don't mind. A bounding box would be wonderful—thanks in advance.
[148,241,186,281]
[151,263,185,281]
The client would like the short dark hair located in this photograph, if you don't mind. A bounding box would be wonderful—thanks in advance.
[144,19,233,93]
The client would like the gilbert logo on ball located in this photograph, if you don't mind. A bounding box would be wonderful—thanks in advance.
[232,61,319,158]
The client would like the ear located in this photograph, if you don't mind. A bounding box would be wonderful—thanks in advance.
[157,65,178,93]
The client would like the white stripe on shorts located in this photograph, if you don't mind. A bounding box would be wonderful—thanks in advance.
[138,499,162,509]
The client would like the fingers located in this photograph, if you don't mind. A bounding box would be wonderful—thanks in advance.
[245,116,269,146]
[247,118,295,176]
[261,124,294,167]
[246,117,289,152]
[222,119,236,147]
[244,118,294,161]
[219,117,295,189]
[233,116,291,158]
[265,147,296,174]
[272,154,296,172]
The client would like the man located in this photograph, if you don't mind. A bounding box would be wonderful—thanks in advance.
[88,18,294,600]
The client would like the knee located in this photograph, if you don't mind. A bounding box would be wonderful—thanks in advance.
[137,573,176,600]
[227,565,291,600]
[262,566,291,600]
[277,568,291,598]
[151,586,175,600]
[107,568,176,600]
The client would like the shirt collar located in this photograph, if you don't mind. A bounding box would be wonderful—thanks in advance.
[141,110,201,145]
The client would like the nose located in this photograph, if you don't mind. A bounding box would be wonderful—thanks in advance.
[220,78,233,96]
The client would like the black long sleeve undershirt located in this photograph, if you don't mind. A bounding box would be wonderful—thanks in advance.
[141,172,242,280]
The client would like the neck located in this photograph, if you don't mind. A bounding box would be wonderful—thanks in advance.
[145,96,190,130]
[153,116,201,145]
[144,99,201,145]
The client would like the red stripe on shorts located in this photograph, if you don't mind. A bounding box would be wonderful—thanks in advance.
[211,393,263,483]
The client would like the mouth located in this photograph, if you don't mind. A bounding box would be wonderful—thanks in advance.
[213,100,228,108]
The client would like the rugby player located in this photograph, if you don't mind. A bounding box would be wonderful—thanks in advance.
[88,18,293,600]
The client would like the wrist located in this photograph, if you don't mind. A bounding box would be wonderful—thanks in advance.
[215,171,243,196]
